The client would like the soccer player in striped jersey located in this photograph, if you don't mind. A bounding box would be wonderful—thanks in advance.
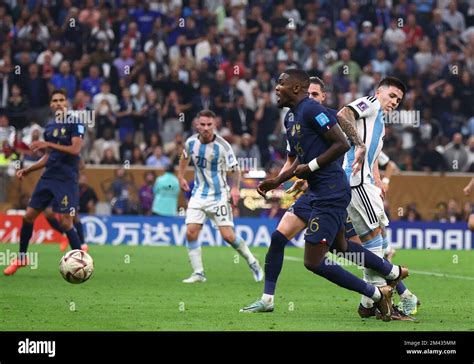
[337,77,411,315]
[178,109,263,283]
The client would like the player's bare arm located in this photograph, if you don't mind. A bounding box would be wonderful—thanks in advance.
[464,177,474,196]
[31,136,83,156]
[178,151,190,192]
[16,153,50,180]
[294,124,350,178]
[227,164,241,205]
[337,106,366,175]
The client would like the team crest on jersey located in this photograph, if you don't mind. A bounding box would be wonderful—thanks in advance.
[53,129,58,137]
[356,101,368,112]
[61,127,66,135]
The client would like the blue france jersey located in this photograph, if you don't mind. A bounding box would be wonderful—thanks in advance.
[42,119,85,182]
[285,97,349,200]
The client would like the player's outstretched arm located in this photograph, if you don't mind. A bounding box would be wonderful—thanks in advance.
[31,137,82,156]
[337,106,366,175]
[16,153,50,180]
[294,124,350,178]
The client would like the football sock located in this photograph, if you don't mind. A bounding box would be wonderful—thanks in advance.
[19,221,34,260]
[398,283,410,297]
[231,236,256,265]
[262,293,274,304]
[345,239,393,276]
[263,230,288,295]
[65,228,82,250]
[187,240,203,274]
[46,216,65,234]
[360,234,386,308]
[74,221,85,245]
[309,258,376,298]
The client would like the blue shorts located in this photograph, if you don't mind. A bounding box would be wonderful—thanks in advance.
[29,177,79,214]
[290,192,356,241]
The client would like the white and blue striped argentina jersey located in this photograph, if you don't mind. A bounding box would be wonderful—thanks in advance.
[183,133,239,202]
[342,96,385,187]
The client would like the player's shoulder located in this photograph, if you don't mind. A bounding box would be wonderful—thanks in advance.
[346,95,379,117]
[185,133,200,145]
[214,134,233,152]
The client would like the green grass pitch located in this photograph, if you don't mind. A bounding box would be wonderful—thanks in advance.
[0,244,472,331]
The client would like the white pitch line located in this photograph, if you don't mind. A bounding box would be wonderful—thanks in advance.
[283,256,474,281]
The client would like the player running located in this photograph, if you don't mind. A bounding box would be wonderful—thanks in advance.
[241,70,407,321]
[4,90,85,276]
[303,78,419,316]
[336,76,414,317]
[178,109,263,283]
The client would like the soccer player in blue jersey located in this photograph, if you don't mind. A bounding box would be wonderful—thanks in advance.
[178,109,263,283]
[4,90,85,276]
[282,77,418,318]
[241,70,405,320]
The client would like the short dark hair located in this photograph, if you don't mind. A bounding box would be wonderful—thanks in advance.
[285,69,310,88]
[309,76,325,91]
[377,77,406,96]
[197,109,216,119]
[50,89,67,101]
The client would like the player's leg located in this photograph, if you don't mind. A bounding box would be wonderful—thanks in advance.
[349,185,408,314]
[50,182,82,251]
[4,207,43,275]
[303,224,393,321]
[380,226,420,315]
[5,179,53,275]
[240,208,307,312]
[73,213,88,252]
[219,225,263,282]
[183,200,207,283]
[331,226,404,284]
[44,206,70,252]
[182,222,206,283]
[240,193,311,313]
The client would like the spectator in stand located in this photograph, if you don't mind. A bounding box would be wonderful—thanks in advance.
[139,171,156,215]
[79,174,98,214]
[90,127,120,164]
[6,84,29,130]
[236,133,261,171]
[146,146,170,168]
[49,61,77,100]
[80,65,103,98]
[443,133,469,171]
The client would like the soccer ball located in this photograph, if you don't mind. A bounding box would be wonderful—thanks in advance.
[59,249,94,284]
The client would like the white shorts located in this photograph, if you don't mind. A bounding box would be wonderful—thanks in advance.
[348,183,389,238]
[185,198,234,227]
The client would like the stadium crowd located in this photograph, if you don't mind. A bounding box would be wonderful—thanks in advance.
[0,0,473,172]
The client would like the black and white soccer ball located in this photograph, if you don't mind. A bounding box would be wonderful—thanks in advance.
[59,249,94,284]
